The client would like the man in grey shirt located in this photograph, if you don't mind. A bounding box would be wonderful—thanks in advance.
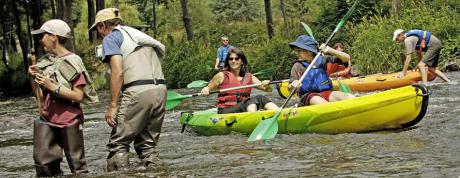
[393,29,450,85]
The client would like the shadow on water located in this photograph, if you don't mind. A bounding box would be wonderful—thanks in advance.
[0,72,460,177]
[0,138,33,148]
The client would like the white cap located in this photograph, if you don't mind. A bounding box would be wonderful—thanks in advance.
[393,29,404,41]
[31,19,72,38]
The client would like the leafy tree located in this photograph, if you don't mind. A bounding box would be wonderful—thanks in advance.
[210,0,261,22]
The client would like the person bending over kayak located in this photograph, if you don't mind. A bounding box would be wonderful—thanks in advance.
[393,29,450,85]
[201,48,279,114]
[326,42,352,78]
[289,35,355,106]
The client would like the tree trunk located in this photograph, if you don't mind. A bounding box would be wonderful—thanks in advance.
[151,0,157,38]
[96,0,104,12]
[279,0,289,38]
[12,0,29,74]
[56,0,75,51]
[179,0,194,41]
[113,0,118,9]
[0,0,11,70]
[264,0,274,39]
[391,0,400,14]
[87,0,96,42]
[30,0,44,57]
[50,0,56,18]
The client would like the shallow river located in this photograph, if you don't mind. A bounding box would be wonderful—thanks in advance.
[1,72,459,177]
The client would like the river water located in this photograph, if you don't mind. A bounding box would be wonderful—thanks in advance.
[1,72,459,177]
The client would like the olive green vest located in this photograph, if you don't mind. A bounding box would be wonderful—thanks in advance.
[113,26,165,86]
[37,54,99,104]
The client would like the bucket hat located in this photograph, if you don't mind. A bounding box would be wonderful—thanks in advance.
[289,35,318,54]
[89,8,122,31]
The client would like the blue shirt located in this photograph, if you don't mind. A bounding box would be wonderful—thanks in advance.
[217,45,234,62]
[102,29,124,63]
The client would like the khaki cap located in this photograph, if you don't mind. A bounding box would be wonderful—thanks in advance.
[31,19,72,38]
[89,8,122,31]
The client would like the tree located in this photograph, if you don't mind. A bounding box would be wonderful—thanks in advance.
[29,0,44,57]
[50,0,56,18]
[87,0,96,42]
[210,0,261,22]
[264,0,274,39]
[180,0,193,41]
[0,0,11,70]
[56,0,75,51]
[280,0,290,38]
[12,0,29,74]
[96,0,104,12]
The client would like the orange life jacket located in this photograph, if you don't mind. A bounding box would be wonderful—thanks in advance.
[326,63,351,78]
[217,71,252,109]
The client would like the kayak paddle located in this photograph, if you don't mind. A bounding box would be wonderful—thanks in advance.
[248,0,358,142]
[301,22,316,43]
[186,80,209,88]
[167,79,289,110]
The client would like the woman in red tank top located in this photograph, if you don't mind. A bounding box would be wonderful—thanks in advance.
[201,48,279,114]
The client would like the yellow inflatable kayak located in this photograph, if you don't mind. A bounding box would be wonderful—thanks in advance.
[180,85,430,135]
[277,70,436,98]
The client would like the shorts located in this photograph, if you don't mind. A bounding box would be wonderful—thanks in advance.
[218,95,272,114]
[422,41,442,68]
[300,90,332,106]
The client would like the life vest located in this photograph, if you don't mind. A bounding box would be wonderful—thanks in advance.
[37,53,99,104]
[406,29,431,52]
[113,26,166,87]
[326,57,351,78]
[298,57,333,96]
[217,71,252,109]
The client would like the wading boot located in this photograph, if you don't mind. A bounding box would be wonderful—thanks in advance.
[141,152,163,168]
[106,152,129,172]
[35,161,63,177]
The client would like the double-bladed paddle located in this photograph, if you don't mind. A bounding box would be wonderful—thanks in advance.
[248,0,358,142]
[167,79,289,110]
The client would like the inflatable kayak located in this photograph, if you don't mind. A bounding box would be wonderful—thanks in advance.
[277,70,436,98]
[180,85,430,136]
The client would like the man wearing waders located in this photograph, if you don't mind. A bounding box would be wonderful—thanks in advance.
[29,19,99,177]
[89,8,166,171]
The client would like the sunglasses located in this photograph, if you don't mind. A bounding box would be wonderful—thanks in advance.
[228,57,240,61]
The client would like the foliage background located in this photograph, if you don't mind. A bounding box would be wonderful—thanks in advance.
[1,0,459,94]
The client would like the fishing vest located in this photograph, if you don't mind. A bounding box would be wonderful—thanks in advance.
[298,57,333,96]
[406,29,431,52]
[37,54,99,105]
[326,57,351,78]
[113,26,166,87]
[217,71,252,109]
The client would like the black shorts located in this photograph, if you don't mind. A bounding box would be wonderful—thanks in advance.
[218,95,272,114]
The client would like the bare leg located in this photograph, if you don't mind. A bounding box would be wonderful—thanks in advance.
[428,67,450,82]
[309,96,329,105]
[329,91,355,102]
[418,61,428,85]
[264,102,279,110]
[247,104,258,112]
